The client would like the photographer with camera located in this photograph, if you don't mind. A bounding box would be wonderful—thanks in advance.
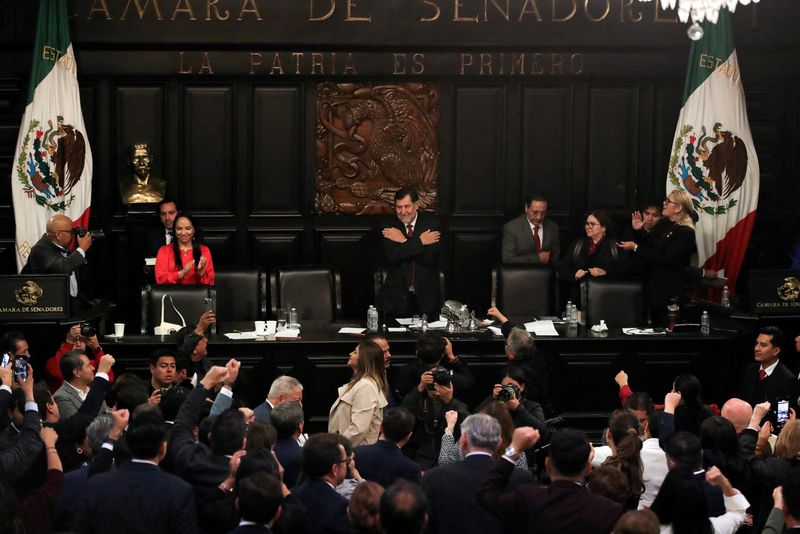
[480,366,547,431]
[400,334,470,470]
[395,333,476,402]
[21,214,96,305]
[45,323,114,393]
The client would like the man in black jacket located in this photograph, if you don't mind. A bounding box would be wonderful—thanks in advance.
[293,433,351,534]
[395,333,475,402]
[740,326,797,410]
[355,407,421,488]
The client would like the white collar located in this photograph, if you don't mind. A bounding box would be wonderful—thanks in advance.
[131,458,159,467]
[64,380,88,398]
[761,359,780,376]
[404,213,419,229]
[465,451,493,458]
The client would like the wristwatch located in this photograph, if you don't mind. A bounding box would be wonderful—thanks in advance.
[503,446,518,460]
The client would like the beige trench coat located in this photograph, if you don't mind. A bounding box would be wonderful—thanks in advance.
[328,377,388,447]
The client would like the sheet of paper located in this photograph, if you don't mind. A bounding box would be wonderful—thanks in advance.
[338,327,366,334]
[275,328,301,339]
[395,318,414,325]
[622,328,666,336]
[388,327,407,333]
[427,320,447,329]
[524,320,559,336]
[224,332,258,340]
[488,326,503,336]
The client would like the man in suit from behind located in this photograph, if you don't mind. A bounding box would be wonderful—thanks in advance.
[740,326,797,410]
[54,350,108,419]
[379,187,442,319]
[293,433,351,534]
[478,427,624,533]
[501,193,560,265]
[230,471,284,534]
[422,413,533,534]
[355,407,421,488]
[73,410,198,534]
[254,375,304,425]
[270,400,304,488]
[379,480,429,534]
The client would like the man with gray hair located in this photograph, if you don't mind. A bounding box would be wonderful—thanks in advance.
[421,413,533,534]
[254,375,303,424]
[271,400,305,488]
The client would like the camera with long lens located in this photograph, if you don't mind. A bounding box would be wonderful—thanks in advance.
[80,322,97,338]
[427,366,452,390]
[74,225,105,241]
[497,383,521,402]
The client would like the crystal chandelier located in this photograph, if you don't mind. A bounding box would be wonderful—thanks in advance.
[637,0,760,24]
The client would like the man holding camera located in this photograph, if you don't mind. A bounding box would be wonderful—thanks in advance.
[45,324,113,392]
[22,214,92,301]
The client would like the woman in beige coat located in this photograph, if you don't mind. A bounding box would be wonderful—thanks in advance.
[328,340,389,446]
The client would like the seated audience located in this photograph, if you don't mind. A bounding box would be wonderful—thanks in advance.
[347,481,384,534]
[45,324,113,392]
[354,406,421,488]
[328,340,389,447]
[293,433,351,534]
[271,400,305,488]
[254,375,304,424]
[379,479,428,534]
[54,350,109,419]
[478,427,624,533]
[422,413,533,534]
[74,411,198,533]
[231,471,284,534]
[155,212,215,285]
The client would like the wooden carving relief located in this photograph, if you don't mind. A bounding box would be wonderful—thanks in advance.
[315,82,440,215]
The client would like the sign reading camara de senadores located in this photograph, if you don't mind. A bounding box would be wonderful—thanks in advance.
[0,275,69,321]
[749,270,800,316]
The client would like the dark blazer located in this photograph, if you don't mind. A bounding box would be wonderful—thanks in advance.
[395,358,476,401]
[422,453,534,534]
[293,479,350,534]
[21,234,86,275]
[253,400,273,424]
[74,461,197,534]
[354,439,421,488]
[0,408,44,483]
[740,361,797,409]
[145,227,172,259]
[379,212,441,318]
[501,215,561,265]
[274,436,303,488]
[477,458,623,534]
[560,237,631,304]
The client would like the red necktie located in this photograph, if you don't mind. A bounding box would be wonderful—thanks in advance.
[407,224,415,286]
[532,225,541,252]
[759,369,767,381]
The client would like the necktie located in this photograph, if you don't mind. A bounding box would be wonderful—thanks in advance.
[406,224,415,287]
[759,369,767,381]
[532,225,541,252]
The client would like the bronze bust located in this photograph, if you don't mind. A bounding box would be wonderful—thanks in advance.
[120,143,166,204]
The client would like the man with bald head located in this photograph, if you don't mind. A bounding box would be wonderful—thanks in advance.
[721,398,753,434]
[22,214,92,298]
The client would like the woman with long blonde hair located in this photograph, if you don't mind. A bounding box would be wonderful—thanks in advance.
[618,189,699,326]
[328,340,389,446]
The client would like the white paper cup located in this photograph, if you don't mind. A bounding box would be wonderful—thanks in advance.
[266,320,277,335]
[113,323,125,337]
[255,321,267,335]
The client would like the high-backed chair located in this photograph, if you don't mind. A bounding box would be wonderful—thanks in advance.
[373,268,446,315]
[270,267,342,323]
[141,285,216,335]
[214,267,267,328]
[581,278,644,328]
[491,265,554,320]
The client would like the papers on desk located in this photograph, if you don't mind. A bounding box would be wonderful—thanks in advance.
[388,327,407,333]
[524,320,559,336]
[275,328,301,339]
[622,328,666,336]
[395,316,442,327]
[224,331,258,340]
[395,318,414,325]
[338,327,366,335]
[488,326,503,336]
[427,320,447,329]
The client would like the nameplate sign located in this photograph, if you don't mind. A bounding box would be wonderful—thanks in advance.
[0,275,70,321]
[749,270,800,315]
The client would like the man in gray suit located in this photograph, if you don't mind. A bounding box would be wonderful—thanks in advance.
[54,350,110,419]
[501,194,560,265]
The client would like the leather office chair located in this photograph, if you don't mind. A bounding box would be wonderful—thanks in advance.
[269,267,342,323]
[373,268,446,315]
[580,278,644,328]
[214,267,267,328]
[141,285,216,335]
[491,265,554,320]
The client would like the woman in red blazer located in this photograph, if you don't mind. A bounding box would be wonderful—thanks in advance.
[155,213,215,285]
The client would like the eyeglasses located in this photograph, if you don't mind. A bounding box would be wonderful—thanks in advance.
[663,198,678,206]
[584,221,599,227]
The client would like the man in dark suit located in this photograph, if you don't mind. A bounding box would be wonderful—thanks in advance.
[355,407,420,487]
[478,427,624,533]
[270,400,304,488]
[293,433,351,534]
[144,198,178,259]
[73,410,198,534]
[22,213,92,300]
[501,193,560,265]
[380,480,428,534]
[379,187,441,319]
[422,413,533,534]
[253,375,304,424]
[229,471,283,534]
[740,326,797,410]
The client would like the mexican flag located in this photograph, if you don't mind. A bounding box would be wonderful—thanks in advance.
[666,8,759,295]
[12,0,93,272]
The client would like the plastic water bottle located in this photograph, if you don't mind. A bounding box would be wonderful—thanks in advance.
[288,307,299,328]
[700,311,710,335]
[421,314,428,332]
[564,301,573,322]
[721,286,730,308]
[367,305,379,332]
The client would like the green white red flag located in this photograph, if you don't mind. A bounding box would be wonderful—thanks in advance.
[12,0,93,272]
[666,8,759,295]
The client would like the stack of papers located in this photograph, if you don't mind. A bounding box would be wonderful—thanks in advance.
[275,328,301,339]
[338,327,366,334]
[388,327,407,333]
[224,331,258,340]
[488,326,503,336]
[622,328,666,336]
[524,320,559,336]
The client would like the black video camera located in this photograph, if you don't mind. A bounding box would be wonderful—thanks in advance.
[427,366,452,390]
[80,322,97,338]
[497,383,521,402]
[74,225,105,241]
